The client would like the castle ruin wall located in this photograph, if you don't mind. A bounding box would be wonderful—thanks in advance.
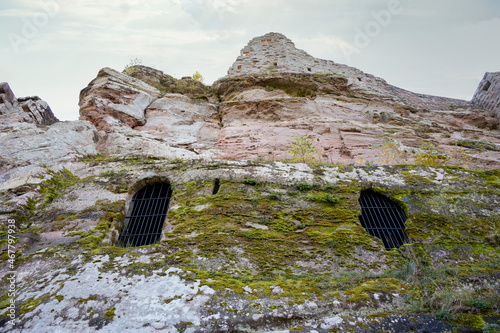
[472,72,500,117]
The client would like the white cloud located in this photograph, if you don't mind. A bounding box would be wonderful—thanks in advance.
[181,0,244,20]
[294,35,354,60]
[0,8,38,17]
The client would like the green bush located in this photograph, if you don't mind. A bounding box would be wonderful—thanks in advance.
[323,193,340,204]
[297,182,312,191]
[414,139,448,167]
[244,177,259,186]
[306,193,342,204]
[267,192,280,200]
[288,134,320,164]
[434,308,456,321]
[123,58,142,75]
[192,71,204,83]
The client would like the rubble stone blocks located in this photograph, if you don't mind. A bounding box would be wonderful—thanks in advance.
[0,83,58,125]
[0,82,17,106]
[19,97,59,125]
[472,72,500,117]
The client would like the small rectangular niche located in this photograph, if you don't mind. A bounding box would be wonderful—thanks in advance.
[212,178,220,195]
[307,67,312,72]
[483,80,492,91]
[243,51,250,56]
[238,65,242,70]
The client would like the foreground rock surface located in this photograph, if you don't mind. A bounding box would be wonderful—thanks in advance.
[0,157,499,332]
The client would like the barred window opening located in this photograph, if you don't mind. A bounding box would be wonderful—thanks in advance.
[117,183,172,248]
[358,190,408,250]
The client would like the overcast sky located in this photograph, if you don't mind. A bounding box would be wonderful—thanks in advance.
[1,0,499,120]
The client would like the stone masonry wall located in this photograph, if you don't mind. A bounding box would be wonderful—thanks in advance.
[226,32,373,83]
[226,33,471,110]
[472,72,500,117]
[225,32,410,96]
[227,32,332,75]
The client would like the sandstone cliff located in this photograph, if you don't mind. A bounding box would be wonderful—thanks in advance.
[77,32,500,168]
[0,33,499,333]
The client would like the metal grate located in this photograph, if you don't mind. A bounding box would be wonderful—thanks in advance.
[117,183,172,248]
[358,190,409,250]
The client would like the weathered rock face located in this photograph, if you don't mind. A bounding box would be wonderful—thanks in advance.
[213,73,500,167]
[0,83,58,126]
[79,67,218,158]
[0,83,16,105]
[217,33,498,167]
[473,72,500,117]
[134,95,220,155]
[0,121,98,191]
[78,53,500,168]
[0,84,95,192]
[79,67,160,129]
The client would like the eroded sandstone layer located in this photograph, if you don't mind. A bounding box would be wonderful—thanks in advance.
[77,33,500,168]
